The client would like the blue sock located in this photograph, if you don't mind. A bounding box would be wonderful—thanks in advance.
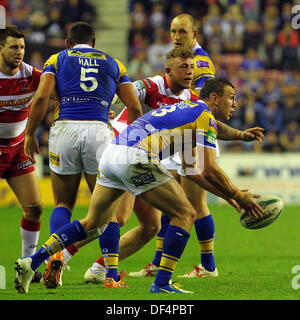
[50,207,72,234]
[30,220,86,271]
[152,215,170,267]
[155,225,190,287]
[194,215,215,272]
[99,222,120,281]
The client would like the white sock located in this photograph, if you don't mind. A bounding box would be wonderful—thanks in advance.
[62,248,72,264]
[90,262,106,274]
[20,228,40,257]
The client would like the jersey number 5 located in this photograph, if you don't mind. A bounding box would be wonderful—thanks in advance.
[80,67,98,92]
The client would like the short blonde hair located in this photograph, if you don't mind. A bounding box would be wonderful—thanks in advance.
[165,47,194,67]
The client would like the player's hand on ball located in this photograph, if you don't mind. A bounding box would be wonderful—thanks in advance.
[233,190,263,218]
[226,198,241,213]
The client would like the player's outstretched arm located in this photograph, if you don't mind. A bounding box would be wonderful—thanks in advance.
[25,73,56,163]
[202,146,263,218]
[216,121,264,143]
[184,146,263,218]
[116,83,143,124]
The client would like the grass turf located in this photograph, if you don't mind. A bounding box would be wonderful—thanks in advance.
[0,204,300,301]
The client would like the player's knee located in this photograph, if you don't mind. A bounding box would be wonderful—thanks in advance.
[55,202,74,212]
[170,204,196,228]
[23,203,43,221]
[140,223,160,241]
[175,202,196,219]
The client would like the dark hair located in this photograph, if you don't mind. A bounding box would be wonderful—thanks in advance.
[67,22,95,46]
[199,78,235,99]
[165,47,194,67]
[0,25,24,45]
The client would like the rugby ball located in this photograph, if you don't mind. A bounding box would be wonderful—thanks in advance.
[240,195,283,229]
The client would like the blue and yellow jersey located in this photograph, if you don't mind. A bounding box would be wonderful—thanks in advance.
[114,100,218,161]
[192,43,215,91]
[42,44,131,122]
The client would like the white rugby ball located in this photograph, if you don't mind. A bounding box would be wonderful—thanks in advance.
[240,195,283,229]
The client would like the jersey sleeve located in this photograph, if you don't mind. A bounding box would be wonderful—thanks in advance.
[193,56,215,90]
[115,59,131,84]
[42,53,60,76]
[196,112,217,150]
[133,79,147,102]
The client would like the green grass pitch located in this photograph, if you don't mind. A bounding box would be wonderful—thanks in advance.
[0,204,300,301]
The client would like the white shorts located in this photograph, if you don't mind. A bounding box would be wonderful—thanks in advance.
[49,120,114,175]
[97,144,173,196]
[161,141,220,172]
[160,153,182,171]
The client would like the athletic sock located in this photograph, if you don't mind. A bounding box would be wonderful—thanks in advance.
[99,222,120,281]
[194,215,215,272]
[49,207,80,262]
[50,207,72,234]
[63,244,78,264]
[20,216,40,257]
[89,256,105,274]
[30,220,86,271]
[95,256,105,267]
[90,261,106,274]
[152,215,170,267]
[155,225,190,287]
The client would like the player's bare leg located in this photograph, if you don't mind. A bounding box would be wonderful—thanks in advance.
[178,177,218,278]
[8,171,42,255]
[8,171,43,283]
[138,179,195,293]
[118,196,161,261]
[128,169,180,278]
[84,191,135,283]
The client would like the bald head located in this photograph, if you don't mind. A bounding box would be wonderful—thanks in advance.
[171,14,196,31]
[170,14,197,50]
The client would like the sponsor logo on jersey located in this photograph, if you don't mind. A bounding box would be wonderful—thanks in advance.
[49,152,60,167]
[68,50,107,60]
[209,118,218,130]
[0,96,32,110]
[17,160,33,170]
[97,168,101,180]
[135,80,146,90]
[196,60,209,68]
[205,130,217,144]
[144,79,152,89]
[131,169,156,187]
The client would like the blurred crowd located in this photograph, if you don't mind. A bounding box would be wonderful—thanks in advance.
[128,0,300,153]
[4,0,300,177]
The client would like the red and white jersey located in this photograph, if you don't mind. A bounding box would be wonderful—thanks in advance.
[111,75,199,136]
[133,75,199,109]
[110,107,128,136]
[0,62,41,147]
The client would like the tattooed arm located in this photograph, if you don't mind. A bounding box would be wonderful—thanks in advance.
[216,121,264,143]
